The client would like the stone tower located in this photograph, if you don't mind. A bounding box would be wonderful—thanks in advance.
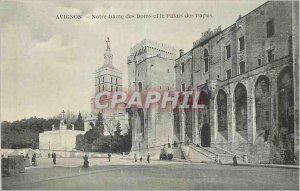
[92,37,123,113]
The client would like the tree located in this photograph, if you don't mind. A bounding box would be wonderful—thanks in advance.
[74,111,84,130]
[115,121,121,138]
[95,112,104,135]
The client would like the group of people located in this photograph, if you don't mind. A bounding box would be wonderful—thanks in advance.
[134,153,150,163]
[48,153,57,164]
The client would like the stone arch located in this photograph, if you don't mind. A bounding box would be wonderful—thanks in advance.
[198,87,210,145]
[217,89,227,132]
[138,82,142,92]
[277,66,294,164]
[137,108,145,138]
[255,75,271,143]
[234,83,247,139]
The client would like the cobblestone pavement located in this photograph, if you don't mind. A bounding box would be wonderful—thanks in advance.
[2,157,299,190]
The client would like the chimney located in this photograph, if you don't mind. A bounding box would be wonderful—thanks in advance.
[179,49,184,57]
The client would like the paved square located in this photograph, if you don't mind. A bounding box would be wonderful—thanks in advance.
[2,158,299,190]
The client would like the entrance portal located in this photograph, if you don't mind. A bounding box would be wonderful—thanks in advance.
[201,123,211,147]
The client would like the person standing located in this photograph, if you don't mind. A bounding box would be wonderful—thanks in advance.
[147,153,150,163]
[31,153,37,166]
[134,153,137,162]
[83,155,89,168]
[140,155,143,162]
[233,155,238,166]
[108,153,111,162]
[53,153,56,165]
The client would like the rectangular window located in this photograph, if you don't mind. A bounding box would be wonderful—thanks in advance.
[102,85,105,91]
[102,77,104,83]
[239,36,245,51]
[267,49,274,63]
[181,84,185,91]
[226,69,232,79]
[111,77,113,83]
[239,62,246,74]
[98,86,101,92]
[116,78,118,85]
[267,19,274,37]
[225,45,231,59]
[98,78,100,84]
[258,58,262,66]
[181,63,184,73]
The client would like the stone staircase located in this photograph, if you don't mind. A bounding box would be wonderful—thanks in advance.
[179,143,245,164]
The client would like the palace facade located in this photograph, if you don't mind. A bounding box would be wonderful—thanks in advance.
[174,1,299,164]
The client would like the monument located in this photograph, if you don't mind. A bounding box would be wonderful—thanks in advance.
[39,110,86,152]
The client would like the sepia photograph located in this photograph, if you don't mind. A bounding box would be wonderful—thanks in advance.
[0,0,299,190]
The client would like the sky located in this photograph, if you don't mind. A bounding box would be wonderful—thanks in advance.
[0,0,267,121]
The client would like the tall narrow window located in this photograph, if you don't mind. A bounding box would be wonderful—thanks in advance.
[239,36,245,51]
[111,85,113,91]
[225,45,231,59]
[116,78,118,85]
[226,69,232,79]
[102,85,105,91]
[181,63,185,73]
[98,86,101,92]
[258,58,262,66]
[98,78,100,84]
[138,82,142,92]
[239,61,246,74]
[181,84,185,91]
[102,77,104,83]
[204,49,209,73]
[267,19,274,37]
[267,49,274,63]
[111,77,113,83]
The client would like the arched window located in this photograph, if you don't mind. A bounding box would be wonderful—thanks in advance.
[255,75,271,141]
[234,83,247,136]
[138,82,142,92]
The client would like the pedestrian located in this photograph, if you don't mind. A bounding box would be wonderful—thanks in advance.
[233,155,238,166]
[31,153,37,166]
[108,153,111,162]
[48,153,51,158]
[82,155,89,168]
[147,153,150,163]
[53,153,56,165]
[140,155,143,162]
[134,153,137,162]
